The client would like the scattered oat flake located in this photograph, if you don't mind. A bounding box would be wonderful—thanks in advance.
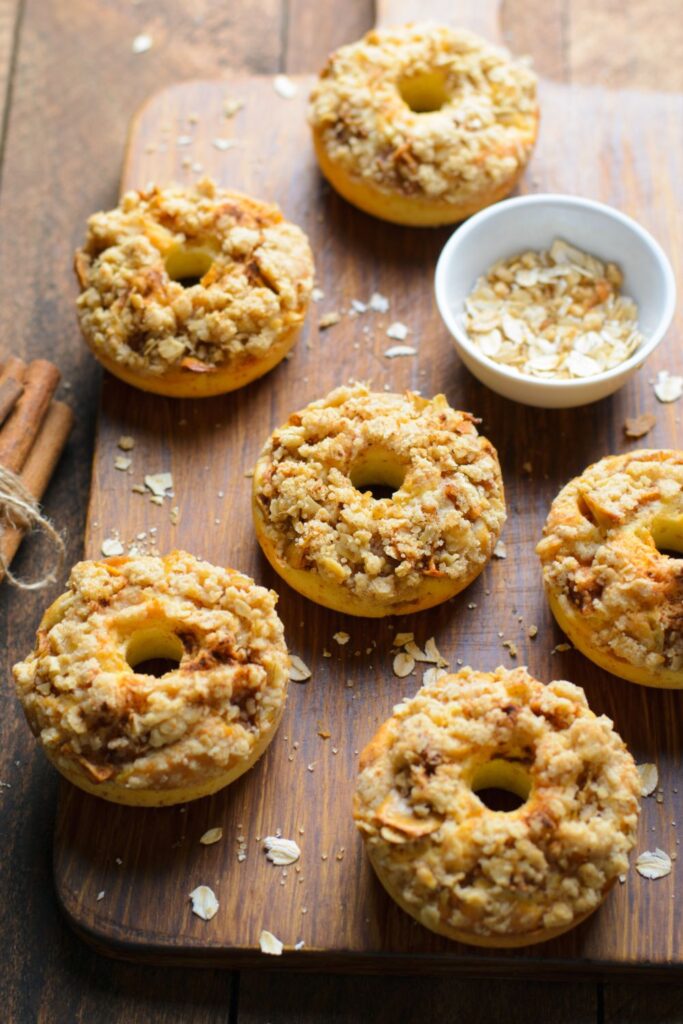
[654,370,683,403]
[264,836,301,865]
[423,666,448,685]
[635,848,672,880]
[289,655,311,682]
[393,652,415,677]
[96,890,105,901]
[319,311,341,329]
[333,631,350,645]
[189,885,219,920]
[502,640,518,658]
[424,637,448,667]
[552,642,572,653]
[295,939,305,950]
[311,287,324,302]
[101,537,124,557]
[199,828,223,846]
[386,321,409,341]
[318,729,331,740]
[369,292,390,313]
[145,472,173,497]
[223,97,244,118]
[117,435,135,451]
[132,34,152,54]
[384,345,417,358]
[493,540,507,558]
[624,413,656,439]
[528,625,538,639]
[259,929,284,955]
[393,632,414,647]
[170,506,180,525]
[212,138,237,151]
[463,238,642,380]
[273,75,297,99]
[114,455,132,471]
[637,763,659,797]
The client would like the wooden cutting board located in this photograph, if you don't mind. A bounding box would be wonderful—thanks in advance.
[53,0,683,974]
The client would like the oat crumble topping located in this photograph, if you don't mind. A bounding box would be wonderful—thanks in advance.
[253,384,505,606]
[309,24,537,205]
[75,178,313,376]
[13,551,289,793]
[354,666,640,940]
[537,450,683,674]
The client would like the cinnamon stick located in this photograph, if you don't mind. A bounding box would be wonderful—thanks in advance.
[0,400,74,580]
[0,357,26,428]
[0,359,61,473]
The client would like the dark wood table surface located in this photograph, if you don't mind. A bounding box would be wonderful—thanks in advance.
[1,1,682,1020]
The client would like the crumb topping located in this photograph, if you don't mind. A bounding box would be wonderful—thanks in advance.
[309,23,538,204]
[354,666,640,939]
[75,178,314,375]
[537,450,683,673]
[253,384,505,605]
[13,551,289,791]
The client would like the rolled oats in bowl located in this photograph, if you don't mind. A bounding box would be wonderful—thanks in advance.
[462,239,644,380]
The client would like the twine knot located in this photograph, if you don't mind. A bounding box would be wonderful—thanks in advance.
[0,464,65,590]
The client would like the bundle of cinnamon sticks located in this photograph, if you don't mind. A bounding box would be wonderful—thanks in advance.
[0,356,74,584]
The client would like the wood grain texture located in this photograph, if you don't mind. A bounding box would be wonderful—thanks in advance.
[604,982,683,1022]
[2,0,683,1021]
[51,65,683,974]
[238,971,597,1022]
[0,1,337,1021]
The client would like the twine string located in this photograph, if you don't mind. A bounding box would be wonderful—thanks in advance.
[0,464,65,590]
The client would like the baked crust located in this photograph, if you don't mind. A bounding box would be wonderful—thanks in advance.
[354,666,640,945]
[537,449,683,688]
[252,384,506,615]
[309,23,538,224]
[12,551,290,804]
[74,178,314,394]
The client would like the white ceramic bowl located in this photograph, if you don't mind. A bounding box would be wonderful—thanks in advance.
[434,194,676,408]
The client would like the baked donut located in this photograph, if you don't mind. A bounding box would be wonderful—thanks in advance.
[74,178,314,397]
[538,449,683,689]
[252,384,505,617]
[354,666,640,947]
[308,23,539,227]
[12,551,290,806]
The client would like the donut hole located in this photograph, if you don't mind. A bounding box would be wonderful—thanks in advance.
[164,245,215,288]
[650,514,683,559]
[349,448,407,501]
[471,758,531,813]
[398,70,450,113]
[126,628,184,678]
